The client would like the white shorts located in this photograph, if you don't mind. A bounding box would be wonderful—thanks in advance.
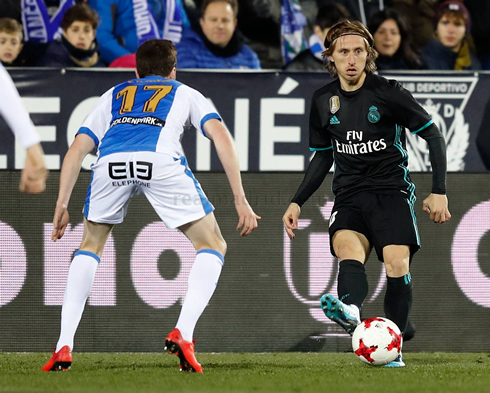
[83,152,214,228]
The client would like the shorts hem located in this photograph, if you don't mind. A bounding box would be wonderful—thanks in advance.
[86,217,124,225]
[165,208,215,229]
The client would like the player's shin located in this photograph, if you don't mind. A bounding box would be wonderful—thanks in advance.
[175,249,224,341]
[55,251,99,351]
[338,259,368,309]
[383,273,413,336]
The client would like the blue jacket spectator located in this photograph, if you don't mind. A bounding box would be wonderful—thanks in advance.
[89,0,188,65]
[177,29,260,69]
[177,0,260,69]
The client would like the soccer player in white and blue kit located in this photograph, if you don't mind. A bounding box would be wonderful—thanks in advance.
[42,39,260,373]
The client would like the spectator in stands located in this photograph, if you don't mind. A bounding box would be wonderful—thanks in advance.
[0,18,23,66]
[8,1,86,66]
[316,0,382,26]
[390,0,438,49]
[38,4,104,67]
[176,0,260,69]
[368,8,424,70]
[88,0,189,66]
[422,1,481,70]
[283,3,350,72]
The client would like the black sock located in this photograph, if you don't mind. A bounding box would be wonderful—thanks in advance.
[337,259,368,309]
[384,273,413,335]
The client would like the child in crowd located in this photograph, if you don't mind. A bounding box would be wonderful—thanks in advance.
[38,4,104,67]
[0,18,23,66]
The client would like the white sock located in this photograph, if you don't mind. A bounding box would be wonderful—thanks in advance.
[175,249,224,342]
[56,251,99,352]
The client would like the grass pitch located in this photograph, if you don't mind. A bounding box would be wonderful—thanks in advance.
[1,352,489,393]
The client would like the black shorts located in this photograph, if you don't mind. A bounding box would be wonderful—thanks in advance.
[328,192,421,262]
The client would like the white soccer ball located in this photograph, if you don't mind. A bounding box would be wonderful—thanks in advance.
[351,317,403,366]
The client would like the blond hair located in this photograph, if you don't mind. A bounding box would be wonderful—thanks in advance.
[322,19,378,77]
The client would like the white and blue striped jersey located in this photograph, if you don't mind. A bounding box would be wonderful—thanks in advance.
[77,75,221,159]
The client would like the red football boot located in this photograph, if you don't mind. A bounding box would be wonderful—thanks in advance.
[42,346,72,371]
[165,328,203,373]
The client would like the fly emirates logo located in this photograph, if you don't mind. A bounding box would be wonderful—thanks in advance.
[335,130,387,155]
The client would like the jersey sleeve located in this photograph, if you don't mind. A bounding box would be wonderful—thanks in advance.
[389,81,433,134]
[309,94,332,151]
[184,85,222,138]
[0,64,40,149]
[76,88,114,147]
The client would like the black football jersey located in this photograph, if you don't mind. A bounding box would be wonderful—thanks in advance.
[309,72,432,201]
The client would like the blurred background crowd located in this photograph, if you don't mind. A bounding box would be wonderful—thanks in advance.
[0,0,488,71]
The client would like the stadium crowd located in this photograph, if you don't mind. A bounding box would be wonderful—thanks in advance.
[0,0,489,71]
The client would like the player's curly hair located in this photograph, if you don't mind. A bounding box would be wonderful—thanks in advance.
[322,19,378,78]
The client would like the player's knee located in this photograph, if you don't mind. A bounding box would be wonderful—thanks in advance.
[335,242,365,261]
[384,258,409,277]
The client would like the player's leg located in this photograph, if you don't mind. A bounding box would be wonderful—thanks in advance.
[366,194,418,338]
[382,244,411,368]
[176,212,226,340]
[165,212,226,373]
[141,153,224,372]
[366,194,419,368]
[333,229,371,309]
[44,153,131,371]
[382,244,412,336]
[321,229,370,333]
[43,219,112,371]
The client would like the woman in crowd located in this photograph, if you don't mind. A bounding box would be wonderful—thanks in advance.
[368,8,424,70]
[422,1,480,70]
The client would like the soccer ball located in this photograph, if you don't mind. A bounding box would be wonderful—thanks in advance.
[351,317,403,366]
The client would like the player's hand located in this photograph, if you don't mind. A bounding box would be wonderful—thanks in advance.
[283,203,301,239]
[235,197,261,236]
[52,203,70,241]
[20,143,48,194]
[422,193,451,224]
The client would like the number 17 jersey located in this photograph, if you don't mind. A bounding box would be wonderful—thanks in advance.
[77,75,221,159]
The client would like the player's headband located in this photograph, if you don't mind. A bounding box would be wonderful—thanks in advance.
[328,33,372,50]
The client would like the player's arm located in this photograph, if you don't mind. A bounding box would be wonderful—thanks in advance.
[389,82,451,224]
[283,149,334,239]
[0,65,48,193]
[52,134,95,241]
[203,119,260,236]
[415,123,451,224]
[283,93,333,239]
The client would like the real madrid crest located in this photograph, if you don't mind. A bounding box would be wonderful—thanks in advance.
[368,105,380,123]
[329,96,340,114]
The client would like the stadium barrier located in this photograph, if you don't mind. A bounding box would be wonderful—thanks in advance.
[0,171,488,353]
[1,69,489,172]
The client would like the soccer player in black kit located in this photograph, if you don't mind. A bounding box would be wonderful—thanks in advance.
[282,20,451,367]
